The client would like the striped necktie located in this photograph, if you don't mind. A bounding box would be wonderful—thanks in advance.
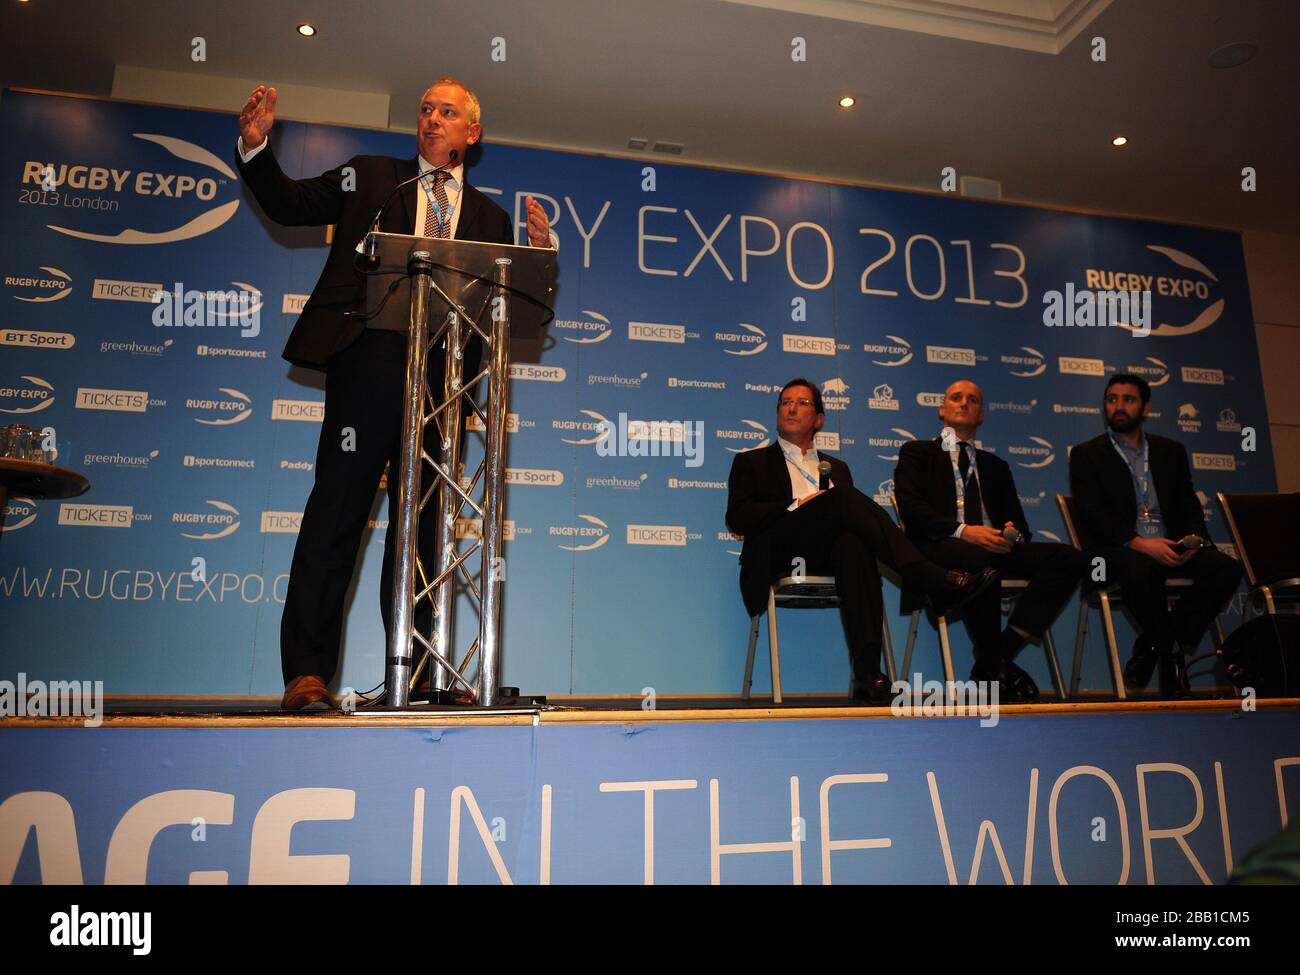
[423,170,451,239]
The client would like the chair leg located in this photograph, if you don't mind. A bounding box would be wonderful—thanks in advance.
[881,616,897,686]
[766,586,783,705]
[1100,591,1126,700]
[902,611,920,678]
[1043,628,1067,700]
[938,615,955,689]
[743,615,760,701]
[1070,599,1088,695]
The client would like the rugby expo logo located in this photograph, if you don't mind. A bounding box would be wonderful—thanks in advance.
[865,335,912,367]
[1124,356,1170,387]
[555,309,612,344]
[551,514,610,552]
[152,281,263,337]
[188,388,252,425]
[1,495,38,532]
[1104,245,1225,338]
[716,419,770,453]
[1007,436,1056,468]
[0,375,55,414]
[173,500,241,540]
[23,133,240,245]
[555,409,612,446]
[1002,346,1046,378]
[7,265,72,302]
[870,428,916,462]
[716,323,767,355]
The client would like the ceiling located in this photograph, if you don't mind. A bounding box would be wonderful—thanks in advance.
[2,0,1296,234]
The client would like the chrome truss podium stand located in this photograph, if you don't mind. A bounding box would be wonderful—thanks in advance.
[363,232,556,708]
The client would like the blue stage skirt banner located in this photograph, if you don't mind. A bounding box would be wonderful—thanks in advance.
[3,710,1298,884]
[0,89,1275,696]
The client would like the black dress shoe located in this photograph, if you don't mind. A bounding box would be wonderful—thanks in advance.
[850,672,893,705]
[932,567,998,616]
[1124,635,1160,690]
[1158,647,1189,699]
[970,660,1022,704]
[1003,660,1040,702]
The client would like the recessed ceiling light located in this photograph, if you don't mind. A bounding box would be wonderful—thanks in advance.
[296,23,316,37]
[1112,136,1128,147]
[1209,42,1257,69]
[838,95,856,109]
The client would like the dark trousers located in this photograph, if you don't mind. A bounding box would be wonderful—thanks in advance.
[917,538,1086,661]
[1096,544,1243,649]
[765,486,932,681]
[280,330,459,685]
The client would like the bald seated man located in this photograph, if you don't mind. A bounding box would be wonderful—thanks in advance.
[893,380,1087,702]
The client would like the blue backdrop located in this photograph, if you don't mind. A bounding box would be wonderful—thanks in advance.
[0,90,1274,697]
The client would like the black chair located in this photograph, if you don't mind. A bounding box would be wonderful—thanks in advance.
[1056,494,1228,699]
[890,494,1067,698]
[1216,492,1300,619]
[743,574,899,704]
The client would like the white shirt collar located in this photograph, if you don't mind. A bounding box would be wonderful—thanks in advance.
[418,155,463,189]
[777,436,818,461]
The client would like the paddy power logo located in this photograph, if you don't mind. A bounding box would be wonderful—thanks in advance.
[21,133,240,245]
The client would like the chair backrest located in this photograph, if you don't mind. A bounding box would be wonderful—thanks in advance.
[1055,494,1084,551]
[1216,492,1300,589]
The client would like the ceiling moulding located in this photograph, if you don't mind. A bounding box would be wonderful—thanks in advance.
[719,0,1113,54]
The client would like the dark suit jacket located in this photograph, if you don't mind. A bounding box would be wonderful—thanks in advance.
[893,437,1031,543]
[1068,432,1206,550]
[725,442,854,617]
[236,147,513,368]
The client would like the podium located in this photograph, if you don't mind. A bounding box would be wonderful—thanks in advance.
[362,232,557,707]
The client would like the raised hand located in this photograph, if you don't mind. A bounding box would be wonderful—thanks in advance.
[238,85,278,151]
[525,195,551,247]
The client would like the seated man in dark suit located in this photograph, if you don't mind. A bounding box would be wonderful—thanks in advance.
[726,378,997,703]
[1069,373,1243,698]
[894,380,1087,702]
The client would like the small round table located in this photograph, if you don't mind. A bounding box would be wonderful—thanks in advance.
[0,458,91,541]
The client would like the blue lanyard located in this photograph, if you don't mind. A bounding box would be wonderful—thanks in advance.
[1109,432,1152,512]
[780,445,821,490]
[947,442,977,507]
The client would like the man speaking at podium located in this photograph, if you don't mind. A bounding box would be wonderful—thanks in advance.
[235,79,553,710]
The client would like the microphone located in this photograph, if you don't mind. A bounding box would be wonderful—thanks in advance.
[818,460,831,491]
[1002,525,1024,545]
[1178,534,1209,550]
[359,149,459,266]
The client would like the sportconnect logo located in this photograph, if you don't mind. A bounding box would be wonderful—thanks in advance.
[24,132,241,245]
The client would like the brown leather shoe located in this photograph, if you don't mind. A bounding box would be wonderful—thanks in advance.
[281,675,333,711]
